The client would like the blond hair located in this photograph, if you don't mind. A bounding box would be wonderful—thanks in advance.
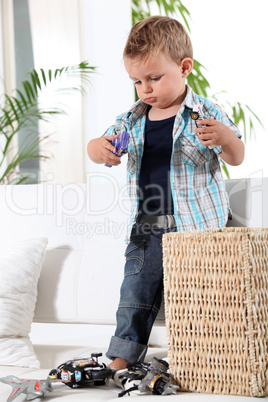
[123,16,193,64]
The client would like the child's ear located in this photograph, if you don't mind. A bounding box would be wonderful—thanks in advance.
[181,58,193,77]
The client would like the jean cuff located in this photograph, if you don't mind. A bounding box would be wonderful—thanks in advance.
[106,335,148,363]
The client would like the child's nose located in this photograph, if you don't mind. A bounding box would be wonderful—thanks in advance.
[143,82,152,93]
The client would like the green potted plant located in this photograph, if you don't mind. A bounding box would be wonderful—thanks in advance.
[0,61,95,184]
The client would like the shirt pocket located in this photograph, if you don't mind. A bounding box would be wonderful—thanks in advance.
[181,143,208,167]
[124,240,145,277]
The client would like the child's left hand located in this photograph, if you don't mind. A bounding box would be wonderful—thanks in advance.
[195,119,234,148]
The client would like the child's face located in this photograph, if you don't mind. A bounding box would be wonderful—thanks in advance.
[124,52,192,111]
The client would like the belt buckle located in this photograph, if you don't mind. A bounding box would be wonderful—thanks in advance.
[166,214,175,229]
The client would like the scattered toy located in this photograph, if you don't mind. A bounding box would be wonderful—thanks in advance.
[0,354,177,401]
[115,357,180,397]
[49,352,112,388]
[0,375,53,401]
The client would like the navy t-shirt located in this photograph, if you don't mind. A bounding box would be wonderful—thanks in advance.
[138,112,175,215]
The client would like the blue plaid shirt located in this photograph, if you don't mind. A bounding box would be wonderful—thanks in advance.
[104,85,242,238]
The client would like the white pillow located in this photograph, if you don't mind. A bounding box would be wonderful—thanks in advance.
[0,237,48,368]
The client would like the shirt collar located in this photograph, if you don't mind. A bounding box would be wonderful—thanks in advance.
[123,100,148,122]
[180,85,200,113]
[123,84,200,122]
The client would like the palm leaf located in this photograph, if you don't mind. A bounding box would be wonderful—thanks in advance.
[1,61,96,184]
[212,93,264,144]
[187,60,210,97]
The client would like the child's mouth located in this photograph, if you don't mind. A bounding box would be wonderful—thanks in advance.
[145,97,156,103]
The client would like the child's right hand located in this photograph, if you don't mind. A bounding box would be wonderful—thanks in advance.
[87,134,122,166]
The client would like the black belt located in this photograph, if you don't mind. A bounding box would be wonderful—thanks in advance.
[138,214,176,229]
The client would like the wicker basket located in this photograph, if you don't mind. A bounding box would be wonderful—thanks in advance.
[163,227,268,397]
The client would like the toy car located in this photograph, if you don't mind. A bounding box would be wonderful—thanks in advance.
[48,353,112,388]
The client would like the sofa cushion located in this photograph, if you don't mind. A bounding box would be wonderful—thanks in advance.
[0,237,47,368]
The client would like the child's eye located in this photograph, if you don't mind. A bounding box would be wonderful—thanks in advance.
[151,76,161,82]
[134,80,141,85]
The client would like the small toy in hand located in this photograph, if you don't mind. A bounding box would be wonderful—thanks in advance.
[115,357,180,397]
[191,105,214,149]
[49,353,112,388]
[191,106,203,124]
[105,131,129,167]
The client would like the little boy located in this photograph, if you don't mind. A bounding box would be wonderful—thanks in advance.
[87,16,244,370]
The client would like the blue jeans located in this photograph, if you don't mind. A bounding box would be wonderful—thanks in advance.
[106,224,177,363]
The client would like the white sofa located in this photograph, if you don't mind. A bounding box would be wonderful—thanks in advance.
[0,177,267,401]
